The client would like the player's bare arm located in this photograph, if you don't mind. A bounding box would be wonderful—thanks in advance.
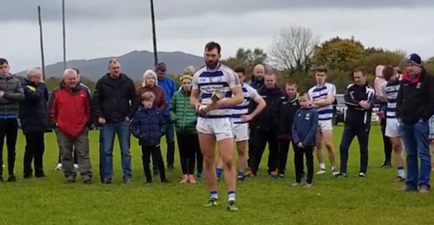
[242,96,266,121]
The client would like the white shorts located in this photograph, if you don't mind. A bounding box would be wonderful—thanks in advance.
[196,117,234,141]
[318,119,333,132]
[385,118,400,138]
[232,123,249,142]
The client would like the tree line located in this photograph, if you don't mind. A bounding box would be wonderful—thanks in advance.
[17,26,434,93]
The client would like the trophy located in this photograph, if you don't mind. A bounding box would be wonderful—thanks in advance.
[199,89,224,113]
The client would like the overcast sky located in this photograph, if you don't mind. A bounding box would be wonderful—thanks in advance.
[1,0,433,73]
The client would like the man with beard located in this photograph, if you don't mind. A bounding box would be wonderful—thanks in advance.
[190,41,243,211]
[248,72,284,177]
[397,53,434,193]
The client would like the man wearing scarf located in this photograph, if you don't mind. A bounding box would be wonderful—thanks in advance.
[397,53,434,193]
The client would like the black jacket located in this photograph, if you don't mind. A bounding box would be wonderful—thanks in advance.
[397,69,434,124]
[278,93,299,139]
[92,73,139,123]
[251,85,284,130]
[18,79,50,134]
[344,83,375,128]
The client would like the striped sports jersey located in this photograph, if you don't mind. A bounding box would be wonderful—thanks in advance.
[308,82,336,120]
[382,75,402,119]
[192,64,240,118]
[232,83,260,124]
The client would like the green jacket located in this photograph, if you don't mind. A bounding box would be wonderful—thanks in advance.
[169,89,197,133]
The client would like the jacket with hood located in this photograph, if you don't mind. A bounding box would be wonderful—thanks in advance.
[19,79,49,134]
[169,88,197,133]
[251,85,285,130]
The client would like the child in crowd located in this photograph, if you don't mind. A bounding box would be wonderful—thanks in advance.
[291,91,318,188]
[277,80,300,178]
[130,92,169,184]
[429,115,434,171]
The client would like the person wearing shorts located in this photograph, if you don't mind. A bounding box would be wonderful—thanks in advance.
[382,66,406,182]
[308,66,337,175]
[215,66,265,181]
[190,42,244,211]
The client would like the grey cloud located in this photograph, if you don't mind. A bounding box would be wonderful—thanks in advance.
[0,0,432,23]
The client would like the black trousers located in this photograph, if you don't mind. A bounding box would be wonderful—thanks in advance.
[141,145,166,182]
[0,118,18,176]
[294,145,314,184]
[177,132,201,175]
[339,124,370,174]
[380,120,392,165]
[23,132,45,176]
[251,128,279,173]
[277,139,302,175]
[247,128,256,168]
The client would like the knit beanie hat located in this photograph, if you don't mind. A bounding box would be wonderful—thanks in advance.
[406,53,422,67]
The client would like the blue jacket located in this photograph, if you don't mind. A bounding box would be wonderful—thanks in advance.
[129,106,166,146]
[292,107,318,147]
[158,77,177,115]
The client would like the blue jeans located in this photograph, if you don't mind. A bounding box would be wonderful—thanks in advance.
[164,115,175,167]
[400,120,431,190]
[102,121,132,180]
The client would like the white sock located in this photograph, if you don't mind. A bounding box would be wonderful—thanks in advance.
[319,163,325,170]
[398,168,405,178]
[228,191,235,202]
[210,191,218,199]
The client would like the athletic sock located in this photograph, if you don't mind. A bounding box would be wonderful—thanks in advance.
[216,168,223,178]
[237,171,244,177]
[210,191,218,199]
[228,191,235,202]
[397,167,405,178]
[319,163,326,170]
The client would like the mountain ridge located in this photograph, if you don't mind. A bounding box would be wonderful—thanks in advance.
[16,50,204,81]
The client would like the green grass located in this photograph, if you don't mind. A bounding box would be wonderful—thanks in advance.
[1,125,433,225]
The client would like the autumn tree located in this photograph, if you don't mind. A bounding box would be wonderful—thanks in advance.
[425,56,434,74]
[269,26,320,75]
[313,36,366,72]
[221,47,267,78]
[354,50,406,74]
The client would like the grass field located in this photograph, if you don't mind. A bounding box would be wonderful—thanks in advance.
[1,125,434,225]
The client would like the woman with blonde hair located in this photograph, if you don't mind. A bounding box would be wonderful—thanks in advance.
[183,66,196,75]
[137,70,166,112]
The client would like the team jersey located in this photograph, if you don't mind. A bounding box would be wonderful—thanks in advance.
[192,64,240,118]
[308,82,336,120]
[232,83,260,124]
[382,75,402,119]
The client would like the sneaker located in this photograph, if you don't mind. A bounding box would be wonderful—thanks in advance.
[277,174,285,179]
[292,182,301,186]
[303,183,312,189]
[393,176,405,183]
[188,175,196,184]
[23,174,33,179]
[204,198,220,207]
[103,178,112,184]
[245,170,255,177]
[334,172,347,178]
[167,165,175,171]
[381,162,391,168]
[358,172,366,177]
[35,173,46,178]
[237,174,245,181]
[331,167,339,176]
[316,169,326,175]
[83,179,92,185]
[227,201,239,212]
[197,172,204,179]
[145,181,152,185]
[124,178,132,184]
[419,188,430,194]
[7,175,17,182]
[55,163,62,170]
[74,164,79,170]
[179,175,189,184]
[268,171,278,178]
[65,176,75,184]
[161,178,170,183]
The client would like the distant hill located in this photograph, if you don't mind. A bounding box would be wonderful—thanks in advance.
[16,50,204,81]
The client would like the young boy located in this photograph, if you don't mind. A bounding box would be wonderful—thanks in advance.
[291,91,318,188]
[130,92,169,184]
[277,80,300,178]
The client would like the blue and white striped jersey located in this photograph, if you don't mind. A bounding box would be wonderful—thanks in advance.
[382,75,402,119]
[192,64,240,118]
[232,83,260,124]
[308,82,336,120]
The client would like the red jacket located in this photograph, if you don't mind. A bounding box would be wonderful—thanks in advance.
[49,83,91,137]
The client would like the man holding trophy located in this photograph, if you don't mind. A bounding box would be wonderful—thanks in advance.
[190,42,244,211]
